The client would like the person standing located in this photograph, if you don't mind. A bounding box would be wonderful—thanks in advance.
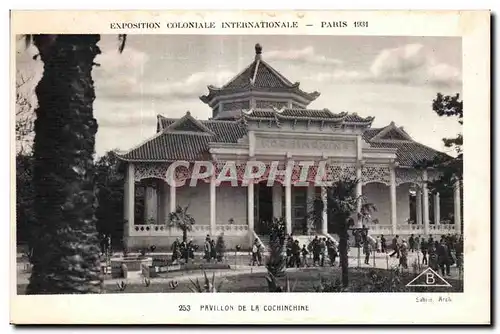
[409,234,415,252]
[301,244,309,267]
[364,239,372,265]
[292,240,301,268]
[210,239,217,261]
[375,236,381,253]
[428,242,439,271]
[312,236,320,266]
[187,238,195,260]
[319,238,327,267]
[286,236,293,268]
[399,240,409,269]
[380,234,387,253]
[204,237,212,263]
[327,239,337,266]
[171,238,180,264]
[420,237,428,265]
[414,235,421,253]
[437,239,452,276]
[251,239,259,266]
[455,235,464,270]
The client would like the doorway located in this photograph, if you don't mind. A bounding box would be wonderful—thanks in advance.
[256,183,273,235]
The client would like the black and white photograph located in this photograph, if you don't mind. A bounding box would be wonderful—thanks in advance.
[10,10,490,325]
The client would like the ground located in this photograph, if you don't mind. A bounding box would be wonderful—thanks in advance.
[16,250,463,294]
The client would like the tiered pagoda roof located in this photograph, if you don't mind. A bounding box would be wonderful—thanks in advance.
[115,42,448,167]
[116,112,447,167]
[200,44,320,105]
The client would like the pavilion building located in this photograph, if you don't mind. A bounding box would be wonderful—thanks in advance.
[116,44,462,250]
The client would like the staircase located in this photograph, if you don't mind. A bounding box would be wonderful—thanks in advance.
[256,234,270,250]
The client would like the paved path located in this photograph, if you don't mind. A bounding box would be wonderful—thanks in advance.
[16,250,462,286]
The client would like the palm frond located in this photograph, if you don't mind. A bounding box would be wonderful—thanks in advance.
[118,34,127,53]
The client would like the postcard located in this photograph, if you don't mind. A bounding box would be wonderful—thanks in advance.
[10,10,490,325]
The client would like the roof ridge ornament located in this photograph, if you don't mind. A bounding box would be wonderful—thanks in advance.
[255,43,262,61]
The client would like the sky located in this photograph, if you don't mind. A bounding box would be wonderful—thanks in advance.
[16,35,462,157]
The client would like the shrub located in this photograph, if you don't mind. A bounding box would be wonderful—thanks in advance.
[266,217,286,277]
[188,271,223,293]
[265,272,296,292]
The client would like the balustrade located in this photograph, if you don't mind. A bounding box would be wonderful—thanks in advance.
[131,224,249,236]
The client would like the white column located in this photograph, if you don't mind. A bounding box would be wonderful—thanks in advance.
[306,183,315,235]
[144,184,158,224]
[422,170,430,235]
[390,165,397,235]
[434,193,441,225]
[321,186,328,235]
[169,175,176,214]
[356,137,363,228]
[124,163,135,235]
[162,181,169,224]
[272,183,283,219]
[248,182,255,243]
[454,180,461,233]
[285,181,292,235]
[210,177,216,236]
[416,188,422,225]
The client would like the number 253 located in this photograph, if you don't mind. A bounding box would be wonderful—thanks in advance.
[179,305,191,312]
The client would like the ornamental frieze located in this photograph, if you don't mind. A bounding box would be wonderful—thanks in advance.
[361,164,391,185]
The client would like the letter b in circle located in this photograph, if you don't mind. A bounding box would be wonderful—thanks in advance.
[426,273,435,285]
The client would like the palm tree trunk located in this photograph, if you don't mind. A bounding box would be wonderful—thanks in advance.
[182,228,187,243]
[27,35,102,294]
[339,231,349,288]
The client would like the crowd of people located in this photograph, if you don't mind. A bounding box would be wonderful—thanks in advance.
[166,232,463,277]
[170,234,226,264]
[375,233,464,276]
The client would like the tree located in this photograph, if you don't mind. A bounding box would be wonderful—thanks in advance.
[16,71,35,153]
[16,153,34,245]
[94,151,126,249]
[421,93,463,193]
[417,93,463,229]
[265,217,286,277]
[25,34,126,294]
[311,178,375,288]
[168,205,195,242]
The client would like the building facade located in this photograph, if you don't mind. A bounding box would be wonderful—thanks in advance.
[116,44,462,250]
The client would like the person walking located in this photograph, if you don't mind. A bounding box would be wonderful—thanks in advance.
[389,235,400,258]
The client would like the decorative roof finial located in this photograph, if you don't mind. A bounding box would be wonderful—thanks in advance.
[255,43,262,60]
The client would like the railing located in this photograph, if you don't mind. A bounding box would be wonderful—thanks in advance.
[366,223,457,235]
[130,224,249,236]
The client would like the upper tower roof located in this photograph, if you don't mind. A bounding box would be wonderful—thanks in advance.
[199,44,320,105]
